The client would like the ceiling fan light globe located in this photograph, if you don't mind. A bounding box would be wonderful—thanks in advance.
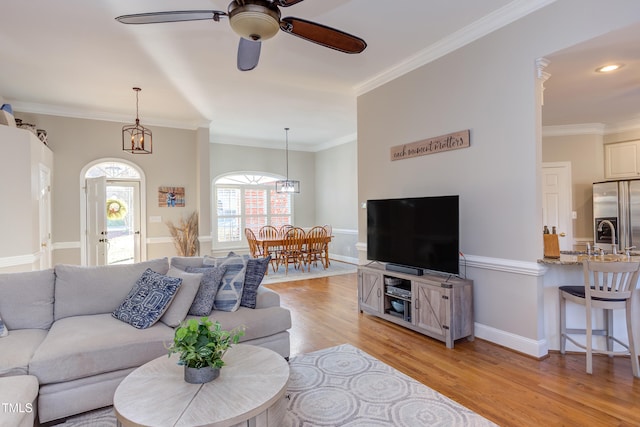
[228,2,281,41]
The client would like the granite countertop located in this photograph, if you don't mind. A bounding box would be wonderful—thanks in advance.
[538,251,640,265]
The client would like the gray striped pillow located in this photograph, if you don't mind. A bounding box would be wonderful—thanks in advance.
[0,312,8,337]
[203,254,247,312]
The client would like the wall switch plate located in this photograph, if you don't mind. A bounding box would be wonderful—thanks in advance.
[149,216,162,223]
[572,211,577,219]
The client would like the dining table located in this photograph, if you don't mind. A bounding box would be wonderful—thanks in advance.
[255,234,332,269]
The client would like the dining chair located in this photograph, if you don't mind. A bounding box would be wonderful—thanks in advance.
[278,224,294,238]
[244,228,262,259]
[259,225,279,240]
[322,224,332,267]
[559,259,640,377]
[277,227,305,274]
[258,225,280,272]
[303,226,328,271]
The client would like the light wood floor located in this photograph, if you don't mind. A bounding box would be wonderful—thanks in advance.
[265,273,640,427]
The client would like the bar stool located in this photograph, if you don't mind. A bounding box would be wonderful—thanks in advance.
[559,259,640,377]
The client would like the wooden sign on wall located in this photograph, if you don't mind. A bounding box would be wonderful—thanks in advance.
[390,129,470,161]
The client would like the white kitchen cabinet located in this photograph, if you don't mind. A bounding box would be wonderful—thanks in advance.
[604,140,640,179]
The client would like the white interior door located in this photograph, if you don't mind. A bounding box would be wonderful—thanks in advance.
[541,162,573,251]
[38,165,52,269]
[86,176,107,266]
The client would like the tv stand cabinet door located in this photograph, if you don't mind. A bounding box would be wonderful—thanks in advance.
[414,283,448,344]
[358,268,383,314]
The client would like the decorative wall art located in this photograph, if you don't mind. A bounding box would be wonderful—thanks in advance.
[390,129,470,161]
[158,186,185,207]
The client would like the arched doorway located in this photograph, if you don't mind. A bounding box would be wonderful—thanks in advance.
[80,159,146,266]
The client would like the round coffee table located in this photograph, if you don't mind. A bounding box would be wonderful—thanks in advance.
[114,344,290,427]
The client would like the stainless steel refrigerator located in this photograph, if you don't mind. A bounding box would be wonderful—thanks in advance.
[593,179,640,252]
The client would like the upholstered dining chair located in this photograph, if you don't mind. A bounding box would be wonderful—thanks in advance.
[559,259,640,377]
[277,227,305,274]
[303,226,328,271]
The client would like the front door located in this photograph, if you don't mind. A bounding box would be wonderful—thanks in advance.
[86,176,107,266]
[106,181,141,264]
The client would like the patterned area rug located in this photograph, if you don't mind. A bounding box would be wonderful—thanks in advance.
[53,344,496,426]
[261,259,357,284]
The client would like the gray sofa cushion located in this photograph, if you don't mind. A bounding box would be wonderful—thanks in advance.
[54,258,170,321]
[0,329,47,377]
[160,267,203,327]
[188,306,291,342]
[29,314,174,384]
[112,269,182,329]
[0,268,55,330]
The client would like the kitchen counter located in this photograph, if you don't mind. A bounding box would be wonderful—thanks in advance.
[538,252,640,265]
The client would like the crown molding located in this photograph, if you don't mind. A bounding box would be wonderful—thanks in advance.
[354,0,558,96]
[542,123,606,137]
[10,100,204,130]
[209,132,356,152]
[543,120,640,137]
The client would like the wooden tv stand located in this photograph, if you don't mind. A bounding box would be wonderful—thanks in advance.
[357,264,474,348]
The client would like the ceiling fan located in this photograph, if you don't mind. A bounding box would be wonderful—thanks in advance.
[115,0,367,71]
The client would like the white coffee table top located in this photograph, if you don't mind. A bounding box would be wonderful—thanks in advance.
[114,344,290,427]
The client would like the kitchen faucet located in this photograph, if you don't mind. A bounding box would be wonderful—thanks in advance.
[597,220,617,254]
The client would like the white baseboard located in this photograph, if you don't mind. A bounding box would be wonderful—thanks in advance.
[475,323,548,358]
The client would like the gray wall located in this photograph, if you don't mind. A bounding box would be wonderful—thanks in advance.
[356,0,640,356]
[315,141,358,261]
[209,141,360,262]
[16,112,200,264]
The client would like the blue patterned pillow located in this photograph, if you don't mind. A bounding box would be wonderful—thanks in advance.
[112,269,182,329]
[203,254,247,312]
[0,311,8,337]
[227,252,270,309]
[185,266,227,316]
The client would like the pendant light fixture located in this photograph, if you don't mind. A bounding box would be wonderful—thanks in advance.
[275,127,300,194]
[122,87,152,154]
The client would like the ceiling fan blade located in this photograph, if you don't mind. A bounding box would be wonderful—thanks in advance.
[115,10,226,25]
[275,0,306,6]
[280,17,366,54]
[238,38,261,71]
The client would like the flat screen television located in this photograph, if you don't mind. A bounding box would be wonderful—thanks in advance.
[366,195,459,275]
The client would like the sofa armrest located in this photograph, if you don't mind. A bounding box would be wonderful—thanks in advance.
[255,287,280,309]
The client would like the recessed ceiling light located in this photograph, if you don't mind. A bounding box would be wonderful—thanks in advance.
[595,64,624,73]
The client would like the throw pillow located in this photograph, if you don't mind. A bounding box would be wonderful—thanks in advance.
[185,266,227,316]
[0,312,8,338]
[227,252,270,309]
[203,254,247,312]
[112,268,182,329]
[160,267,203,327]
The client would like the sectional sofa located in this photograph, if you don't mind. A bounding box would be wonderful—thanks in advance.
[0,255,291,424]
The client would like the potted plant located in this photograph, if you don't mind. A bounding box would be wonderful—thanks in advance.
[168,317,244,384]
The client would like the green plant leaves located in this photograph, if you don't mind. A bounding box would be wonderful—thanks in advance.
[168,317,245,369]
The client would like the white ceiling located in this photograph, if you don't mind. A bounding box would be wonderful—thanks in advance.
[1,1,637,150]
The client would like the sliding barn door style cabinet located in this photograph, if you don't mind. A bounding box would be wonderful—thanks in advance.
[358,264,474,348]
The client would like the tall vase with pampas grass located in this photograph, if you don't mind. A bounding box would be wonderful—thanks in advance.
[166,211,200,256]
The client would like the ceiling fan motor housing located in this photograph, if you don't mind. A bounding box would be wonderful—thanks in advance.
[228,0,281,41]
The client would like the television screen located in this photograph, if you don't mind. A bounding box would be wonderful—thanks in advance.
[366,195,459,275]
